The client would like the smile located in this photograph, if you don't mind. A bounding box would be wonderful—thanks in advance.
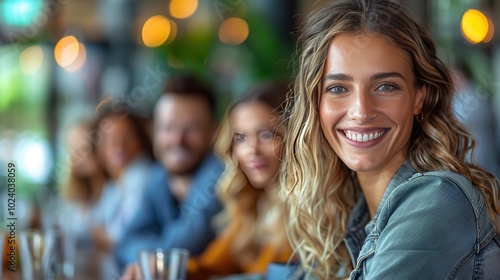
[343,129,387,142]
[249,162,268,170]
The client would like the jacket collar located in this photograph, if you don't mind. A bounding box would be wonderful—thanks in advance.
[344,161,417,266]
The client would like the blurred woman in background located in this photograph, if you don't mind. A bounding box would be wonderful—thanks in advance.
[62,120,106,246]
[91,100,155,252]
[188,82,292,279]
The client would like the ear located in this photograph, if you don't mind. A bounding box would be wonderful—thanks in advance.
[413,85,427,115]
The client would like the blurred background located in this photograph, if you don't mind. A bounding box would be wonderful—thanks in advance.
[0,0,499,234]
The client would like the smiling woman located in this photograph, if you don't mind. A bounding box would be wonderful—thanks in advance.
[320,34,426,217]
[281,0,500,279]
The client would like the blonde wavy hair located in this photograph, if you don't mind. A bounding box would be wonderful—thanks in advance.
[281,0,500,278]
[214,82,290,266]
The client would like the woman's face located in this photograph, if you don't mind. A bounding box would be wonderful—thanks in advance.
[320,33,426,175]
[98,116,143,180]
[230,101,282,189]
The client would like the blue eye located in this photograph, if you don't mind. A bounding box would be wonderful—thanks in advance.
[328,85,347,94]
[376,83,399,92]
[259,130,274,140]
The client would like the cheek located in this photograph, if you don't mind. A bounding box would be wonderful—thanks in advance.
[100,136,111,149]
[185,133,203,149]
[100,150,112,165]
[96,145,105,158]
[319,100,342,136]
[194,128,213,146]
[381,101,414,125]
[155,132,170,146]
[232,146,246,167]
[126,137,142,154]
[263,144,280,167]
[273,141,283,158]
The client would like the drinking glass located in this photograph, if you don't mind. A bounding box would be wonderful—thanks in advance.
[137,248,189,280]
[19,230,57,280]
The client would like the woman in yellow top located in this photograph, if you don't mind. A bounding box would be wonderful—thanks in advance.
[188,82,292,279]
[121,82,293,280]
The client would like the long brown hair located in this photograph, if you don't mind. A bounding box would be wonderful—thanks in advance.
[64,121,105,205]
[281,0,500,278]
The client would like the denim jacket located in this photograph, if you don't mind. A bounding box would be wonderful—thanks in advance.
[115,153,224,268]
[345,161,500,279]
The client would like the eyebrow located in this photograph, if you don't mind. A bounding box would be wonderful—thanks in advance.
[323,73,353,81]
[323,72,406,82]
[232,127,273,134]
[370,72,406,82]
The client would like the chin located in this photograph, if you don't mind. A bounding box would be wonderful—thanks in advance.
[166,165,192,175]
[342,158,379,173]
[249,182,266,190]
[161,159,182,172]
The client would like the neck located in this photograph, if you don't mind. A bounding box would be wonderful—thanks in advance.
[169,172,194,182]
[169,174,194,202]
[260,176,279,193]
[257,184,280,213]
[356,157,405,218]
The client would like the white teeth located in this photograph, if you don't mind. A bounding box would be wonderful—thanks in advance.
[344,130,386,142]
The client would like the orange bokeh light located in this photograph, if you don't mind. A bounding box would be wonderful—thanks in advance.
[55,36,79,67]
[169,0,198,19]
[461,9,489,44]
[218,17,249,45]
[142,15,171,47]
[483,18,495,43]
[65,43,87,73]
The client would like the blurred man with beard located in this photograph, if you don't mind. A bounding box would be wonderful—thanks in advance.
[114,73,224,268]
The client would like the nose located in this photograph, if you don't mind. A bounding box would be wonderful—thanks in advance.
[170,128,186,145]
[347,90,377,123]
[243,136,260,155]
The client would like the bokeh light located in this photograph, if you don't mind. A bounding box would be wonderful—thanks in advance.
[218,17,249,45]
[483,18,495,43]
[19,45,44,75]
[13,135,53,183]
[461,9,489,44]
[64,43,87,73]
[165,20,178,45]
[1,0,43,27]
[142,15,171,48]
[54,36,80,67]
[169,0,198,19]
